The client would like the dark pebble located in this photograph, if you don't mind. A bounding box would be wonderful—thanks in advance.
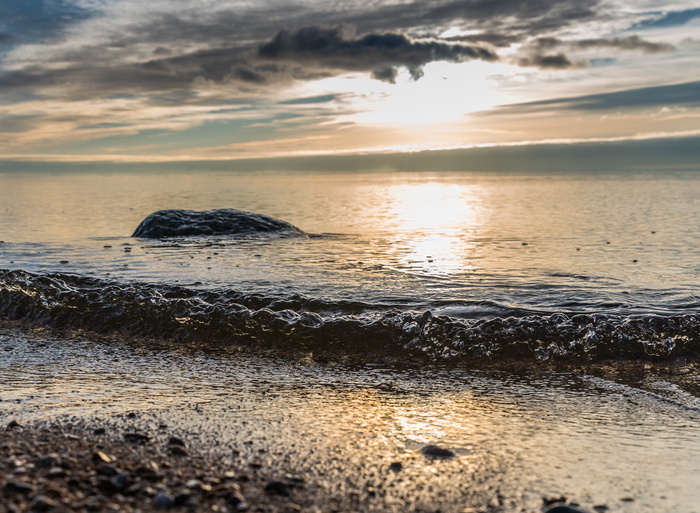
[226,490,247,508]
[174,492,193,506]
[46,467,68,479]
[124,432,151,443]
[96,464,119,477]
[29,495,59,512]
[264,480,291,497]
[93,427,106,435]
[169,445,188,456]
[620,497,634,502]
[112,474,131,490]
[421,445,455,458]
[36,455,59,468]
[59,260,69,264]
[544,506,588,513]
[6,420,21,431]
[168,436,186,447]
[154,491,174,509]
[4,481,35,496]
[389,462,403,471]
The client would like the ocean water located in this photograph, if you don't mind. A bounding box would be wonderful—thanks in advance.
[2,167,700,512]
[1,168,699,360]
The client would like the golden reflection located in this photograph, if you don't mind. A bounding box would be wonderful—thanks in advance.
[384,182,482,274]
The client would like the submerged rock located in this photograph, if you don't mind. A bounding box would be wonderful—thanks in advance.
[132,209,304,238]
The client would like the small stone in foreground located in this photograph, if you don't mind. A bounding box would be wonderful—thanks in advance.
[4,481,35,496]
[421,445,455,458]
[29,495,59,511]
[93,450,112,463]
[124,432,151,443]
[544,505,589,513]
[264,480,291,497]
[168,436,185,446]
[154,491,174,509]
[389,461,402,471]
[6,420,21,431]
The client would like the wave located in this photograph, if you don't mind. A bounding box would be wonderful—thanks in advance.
[1,269,698,361]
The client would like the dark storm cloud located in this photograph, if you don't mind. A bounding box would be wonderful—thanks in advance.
[516,53,580,69]
[534,35,675,53]
[258,25,497,81]
[493,80,700,114]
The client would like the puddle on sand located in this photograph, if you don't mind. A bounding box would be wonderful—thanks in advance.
[1,327,700,513]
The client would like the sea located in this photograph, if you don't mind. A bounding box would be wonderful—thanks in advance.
[1,167,698,360]
[1,167,700,512]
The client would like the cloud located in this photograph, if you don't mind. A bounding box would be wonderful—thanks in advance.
[496,80,700,112]
[258,25,497,82]
[0,33,14,45]
[516,53,583,69]
[534,35,675,53]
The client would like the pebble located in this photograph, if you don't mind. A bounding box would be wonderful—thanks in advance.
[96,463,119,476]
[4,481,35,496]
[28,495,59,511]
[124,432,151,443]
[167,436,186,447]
[421,445,455,458]
[264,480,291,497]
[46,466,68,479]
[544,505,589,513]
[93,450,112,463]
[36,455,59,468]
[6,420,22,430]
[154,490,174,509]
[388,462,403,471]
[169,445,188,456]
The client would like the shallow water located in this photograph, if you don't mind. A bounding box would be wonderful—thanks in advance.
[1,327,700,512]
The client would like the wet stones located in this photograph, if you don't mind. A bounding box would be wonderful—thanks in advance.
[131,208,305,239]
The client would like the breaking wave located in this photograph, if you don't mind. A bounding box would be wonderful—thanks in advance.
[1,269,698,361]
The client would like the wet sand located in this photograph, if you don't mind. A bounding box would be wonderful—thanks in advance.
[2,323,700,513]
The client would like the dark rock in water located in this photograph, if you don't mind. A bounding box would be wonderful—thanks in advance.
[544,505,590,513]
[421,445,455,458]
[132,209,304,238]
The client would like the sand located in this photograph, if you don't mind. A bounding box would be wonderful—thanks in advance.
[2,323,700,513]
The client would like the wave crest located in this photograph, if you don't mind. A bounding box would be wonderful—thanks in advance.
[1,270,698,361]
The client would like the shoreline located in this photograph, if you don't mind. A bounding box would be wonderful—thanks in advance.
[2,322,700,512]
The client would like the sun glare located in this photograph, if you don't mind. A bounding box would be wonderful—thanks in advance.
[383,181,483,274]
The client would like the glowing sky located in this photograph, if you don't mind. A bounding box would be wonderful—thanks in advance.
[1,0,699,163]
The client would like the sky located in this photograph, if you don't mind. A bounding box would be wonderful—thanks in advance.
[1,0,699,165]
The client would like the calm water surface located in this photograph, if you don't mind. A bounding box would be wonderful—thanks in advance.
[1,169,698,317]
